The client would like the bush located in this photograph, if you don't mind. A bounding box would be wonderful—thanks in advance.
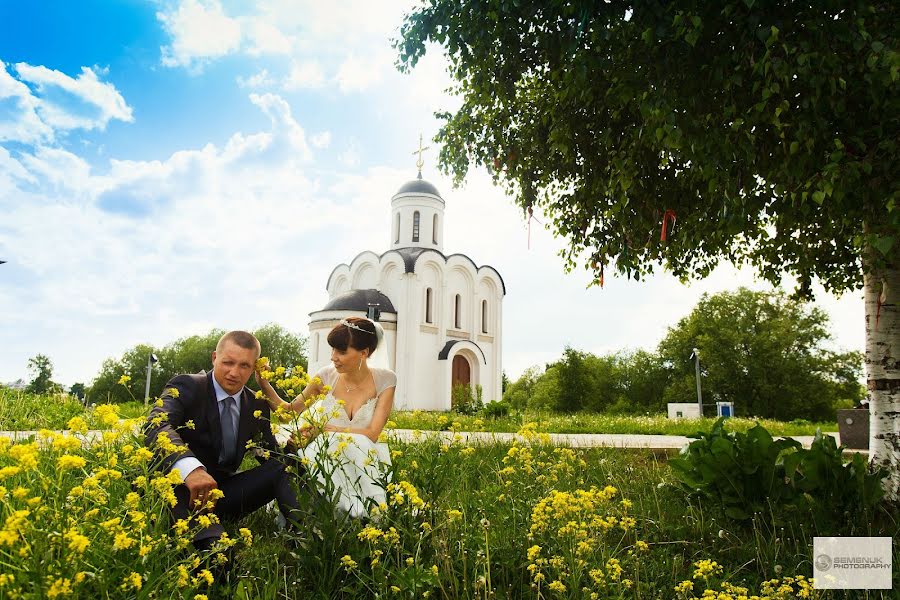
[670,418,886,524]
[480,400,510,419]
[451,383,483,416]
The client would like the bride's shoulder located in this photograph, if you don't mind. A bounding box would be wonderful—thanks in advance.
[313,364,336,385]
[373,368,397,392]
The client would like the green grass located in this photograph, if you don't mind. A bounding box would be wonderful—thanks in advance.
[0,389,149,430]
[0,411,894,598]
[389,409,838,437]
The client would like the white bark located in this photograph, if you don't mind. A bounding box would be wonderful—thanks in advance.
[865,253,900,503]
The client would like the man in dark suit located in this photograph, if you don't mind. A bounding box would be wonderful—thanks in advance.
[144,330,301,550]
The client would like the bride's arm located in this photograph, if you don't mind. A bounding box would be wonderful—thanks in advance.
[325,387,395,442]
[257,371,323,414]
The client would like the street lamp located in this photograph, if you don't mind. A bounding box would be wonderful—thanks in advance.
[689,348,703,416]
[144,353,159,407]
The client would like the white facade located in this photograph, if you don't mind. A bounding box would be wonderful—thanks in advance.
[308,176,505,411]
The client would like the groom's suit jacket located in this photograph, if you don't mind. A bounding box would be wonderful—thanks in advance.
[144,371,280,479]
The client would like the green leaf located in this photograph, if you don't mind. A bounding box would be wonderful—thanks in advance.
[870,235,896,255]
[789,141,799,154]
[812,191,825,205]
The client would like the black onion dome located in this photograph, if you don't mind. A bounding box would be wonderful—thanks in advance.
[322,289,397,313]
[395,178,442,198]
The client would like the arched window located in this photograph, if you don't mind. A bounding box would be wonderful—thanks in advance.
[481,300,488,333]
[454,294,462,329]
[432,214,439,244]
[394,213,400,243]
[425,287,433,324]
[412,211,420,242]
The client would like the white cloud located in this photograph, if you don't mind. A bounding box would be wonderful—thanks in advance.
[244,18,294,56]
[237,68,275,89]
[0,61,52,144]
[338,138,361,167]
[1,62,133,139]
[310,131,331,149]
[158,0,242,68]
[283,60,326,90]
[334,52,389,93]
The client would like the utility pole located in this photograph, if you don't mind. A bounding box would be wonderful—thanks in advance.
[690,348,703,416]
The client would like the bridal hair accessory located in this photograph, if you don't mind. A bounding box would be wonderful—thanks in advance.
[340,318,384,351]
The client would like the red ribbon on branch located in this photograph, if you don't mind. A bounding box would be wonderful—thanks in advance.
[592,261,605,288]
[660,209,677,242]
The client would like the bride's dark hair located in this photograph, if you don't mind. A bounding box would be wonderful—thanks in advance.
[328,317,378,355]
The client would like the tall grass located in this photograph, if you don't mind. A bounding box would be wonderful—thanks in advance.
[389,410,838,436]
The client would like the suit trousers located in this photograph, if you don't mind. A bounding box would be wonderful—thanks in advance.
[172,457,302,545]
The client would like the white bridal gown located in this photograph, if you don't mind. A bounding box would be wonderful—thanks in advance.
[299,365,396,519]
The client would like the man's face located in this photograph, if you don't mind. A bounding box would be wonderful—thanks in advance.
[211,341,257,395]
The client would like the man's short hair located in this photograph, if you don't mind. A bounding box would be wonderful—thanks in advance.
[216,331,261,359]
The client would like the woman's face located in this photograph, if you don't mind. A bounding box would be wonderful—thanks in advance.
[331,344,367,373]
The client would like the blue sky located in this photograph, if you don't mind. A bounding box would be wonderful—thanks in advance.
[0,0,864,390]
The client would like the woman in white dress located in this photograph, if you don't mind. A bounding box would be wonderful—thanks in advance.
[257,317,396,519]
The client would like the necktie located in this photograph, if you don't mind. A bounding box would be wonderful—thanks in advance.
[219,396,238,466]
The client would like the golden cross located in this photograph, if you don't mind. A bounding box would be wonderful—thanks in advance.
[412,133,430,175]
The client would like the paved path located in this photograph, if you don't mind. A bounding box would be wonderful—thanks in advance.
[388,429,845,450]
[0,427,850,452]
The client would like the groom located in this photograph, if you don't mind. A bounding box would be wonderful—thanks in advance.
[144,330,301,551]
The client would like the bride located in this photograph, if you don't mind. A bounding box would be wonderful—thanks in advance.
[257,317,395,519]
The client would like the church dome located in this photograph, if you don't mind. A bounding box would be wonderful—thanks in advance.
[395,177,442,198]
[321,289,397,313]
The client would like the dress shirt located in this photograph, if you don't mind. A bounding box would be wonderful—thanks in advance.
[171,375,242,481]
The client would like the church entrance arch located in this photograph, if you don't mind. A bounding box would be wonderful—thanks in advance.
[451,354,472,410]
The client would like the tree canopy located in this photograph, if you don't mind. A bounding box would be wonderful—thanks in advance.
[503,288,863,420]
[658,288,864,420]
[88,324,307,404]
[26,354,61,395]
[397,1,899,292]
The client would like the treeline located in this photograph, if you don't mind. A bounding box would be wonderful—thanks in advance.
[89,323,306,404]
[503,288,865,421]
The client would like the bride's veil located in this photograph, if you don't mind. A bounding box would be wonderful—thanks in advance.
[366,319,390,371]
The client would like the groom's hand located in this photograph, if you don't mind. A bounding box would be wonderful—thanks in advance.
[184,467,218,511]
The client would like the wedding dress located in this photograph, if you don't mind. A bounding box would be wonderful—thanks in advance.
[299,365,395,519]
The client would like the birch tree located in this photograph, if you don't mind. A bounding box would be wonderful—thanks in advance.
[397,1,900,497]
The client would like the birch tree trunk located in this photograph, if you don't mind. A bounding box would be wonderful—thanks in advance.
[865,245,900,503]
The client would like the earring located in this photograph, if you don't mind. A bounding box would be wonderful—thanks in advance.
[358,359,362,371]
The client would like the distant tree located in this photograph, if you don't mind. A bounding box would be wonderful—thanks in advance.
[69,382,86,400]
[26,354,61,395]
[502,366,543,409]
[88,325,307,404]
[553,346,592,412]
[616,350,671,414]
[658,288,864,420]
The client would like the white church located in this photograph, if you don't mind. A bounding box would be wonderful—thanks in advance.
[306,169,505,411]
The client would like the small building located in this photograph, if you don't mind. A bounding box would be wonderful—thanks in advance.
[307,172,505,410]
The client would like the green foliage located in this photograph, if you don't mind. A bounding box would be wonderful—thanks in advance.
[0,388,85,430]
[670,418,803,520]
[69,382,86,400]
[480,399,510,419]
[25,354,61,395]
[451,383,483,415]
[658,287,865,420]
[88,324,307,404]
[397,0,900,294]
[670,418,886,524]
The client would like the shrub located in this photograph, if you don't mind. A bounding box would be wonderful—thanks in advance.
[670,418,886,525]
[480,400,510,419]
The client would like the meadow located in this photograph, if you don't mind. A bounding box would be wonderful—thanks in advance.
[0,395,895,599]
[0,388,836,437]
